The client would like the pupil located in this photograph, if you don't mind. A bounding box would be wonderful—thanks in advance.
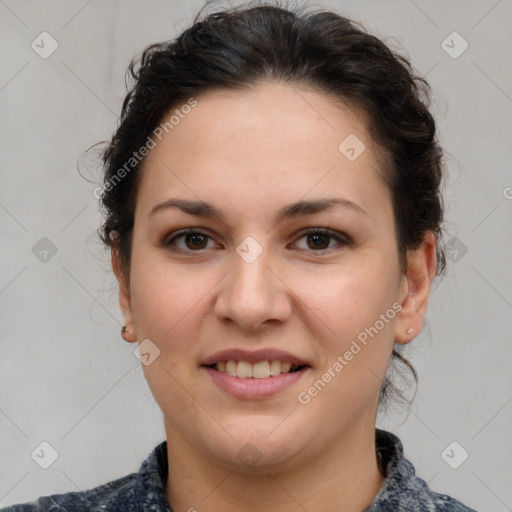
[187,234,206,249]
[309,233,328,249]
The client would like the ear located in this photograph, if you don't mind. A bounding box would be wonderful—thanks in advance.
[111,246,137,343]
[394,231,437,345]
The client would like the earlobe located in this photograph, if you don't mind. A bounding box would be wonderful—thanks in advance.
[394,231,437,345]
[111,247,138,343]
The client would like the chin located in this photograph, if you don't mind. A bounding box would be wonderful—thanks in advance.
[205,425,311,474]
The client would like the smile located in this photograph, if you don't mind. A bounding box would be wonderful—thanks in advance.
[202,363,310,400]
[208,360,306,379]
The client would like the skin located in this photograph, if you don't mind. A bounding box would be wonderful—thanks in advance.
[112,82,437,512]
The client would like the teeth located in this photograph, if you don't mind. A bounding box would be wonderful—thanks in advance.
[253,361,270,378]
[226,360,237,376]
[214,360,299,378]
[281,362,292,373]
[269,360,281,376]
[237,361,253,378]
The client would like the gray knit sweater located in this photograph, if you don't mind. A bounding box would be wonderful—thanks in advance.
[2,429,478,511]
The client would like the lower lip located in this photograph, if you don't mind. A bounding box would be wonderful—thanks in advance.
[202,366,310,400]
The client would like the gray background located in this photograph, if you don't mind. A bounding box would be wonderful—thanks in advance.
[1,0,511,510]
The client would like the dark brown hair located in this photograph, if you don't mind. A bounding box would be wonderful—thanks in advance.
[98,1,446,411]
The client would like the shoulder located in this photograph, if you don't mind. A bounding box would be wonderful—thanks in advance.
[1,441,171,512]
[1,473,136,511]
[367,429,478,512]
[374,469,479,511]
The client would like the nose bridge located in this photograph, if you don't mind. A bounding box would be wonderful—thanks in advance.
[214,238,290,329]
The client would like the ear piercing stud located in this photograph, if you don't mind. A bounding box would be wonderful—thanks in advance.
[121,325,130,340]
[405,328,414,335]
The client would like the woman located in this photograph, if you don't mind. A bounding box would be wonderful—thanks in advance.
[4,2,478,511]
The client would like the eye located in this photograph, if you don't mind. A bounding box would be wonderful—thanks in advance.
[163,229,219,252]
[291,228,351,252]
[162,227,351,254]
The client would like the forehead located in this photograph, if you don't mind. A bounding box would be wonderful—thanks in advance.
[135,82,391,225]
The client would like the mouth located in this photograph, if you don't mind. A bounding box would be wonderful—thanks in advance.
[204,360,309,379]
[201,351,311,399]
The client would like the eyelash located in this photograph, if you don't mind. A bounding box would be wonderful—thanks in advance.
[162,228,351,254]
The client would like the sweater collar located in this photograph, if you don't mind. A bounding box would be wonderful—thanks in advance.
[138,428,412,511]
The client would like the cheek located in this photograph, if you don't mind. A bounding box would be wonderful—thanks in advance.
[130,261,204,344]
[128,259,214,414]
[293,259,400,338]
[297,269,399,400]
[292,261,401,403]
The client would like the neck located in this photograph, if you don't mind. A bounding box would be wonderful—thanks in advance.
[165,424,385,512]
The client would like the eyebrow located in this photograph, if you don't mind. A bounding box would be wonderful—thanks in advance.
[149,197,368,221]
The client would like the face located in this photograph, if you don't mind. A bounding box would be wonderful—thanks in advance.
[116,82,432,472]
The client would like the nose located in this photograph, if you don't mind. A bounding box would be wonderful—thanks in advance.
[214,245,292,332]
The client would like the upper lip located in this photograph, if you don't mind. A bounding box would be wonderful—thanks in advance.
[202,348,311,367]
